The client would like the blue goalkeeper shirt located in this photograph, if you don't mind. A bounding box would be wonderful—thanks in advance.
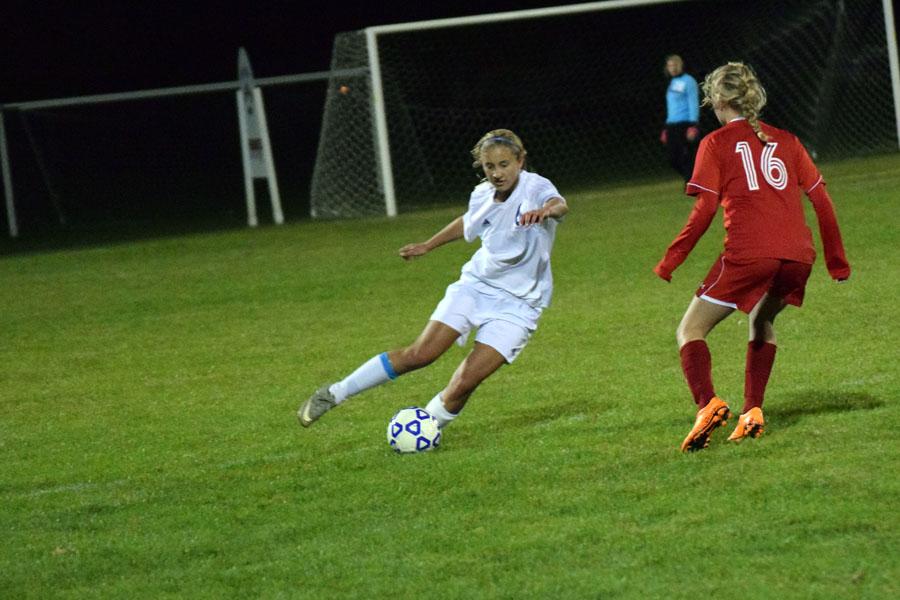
[665,73,699,124]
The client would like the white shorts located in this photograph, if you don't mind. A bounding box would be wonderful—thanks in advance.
[429,280,541,363]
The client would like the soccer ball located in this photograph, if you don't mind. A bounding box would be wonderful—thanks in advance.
[387,407,441,453]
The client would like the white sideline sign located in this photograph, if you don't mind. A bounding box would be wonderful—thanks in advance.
[237,47,283,227]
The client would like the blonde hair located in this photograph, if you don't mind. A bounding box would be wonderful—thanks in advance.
[471,129,527,169]
[702,62,769,142]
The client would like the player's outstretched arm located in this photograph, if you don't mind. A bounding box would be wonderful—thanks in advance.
[518,197,568,225]
[807,185,851,281]
[653,190,718,281]
[399,215,465,261]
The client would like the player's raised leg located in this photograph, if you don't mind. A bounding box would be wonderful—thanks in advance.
[676,296,734,451]
[426,342,507,428]
[298,321,461,427]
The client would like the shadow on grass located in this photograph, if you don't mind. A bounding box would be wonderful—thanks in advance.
[443,401,605,454]
[0,216,250,258]
[767,391,884,429]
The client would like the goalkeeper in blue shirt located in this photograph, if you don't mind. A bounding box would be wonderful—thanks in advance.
[660,54,700,181]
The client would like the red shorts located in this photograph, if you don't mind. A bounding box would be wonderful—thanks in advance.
[696,255,813,313]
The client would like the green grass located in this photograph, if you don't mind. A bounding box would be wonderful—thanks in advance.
[1,153,898,598]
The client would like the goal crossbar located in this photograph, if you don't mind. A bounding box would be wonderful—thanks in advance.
[366,0,681,35]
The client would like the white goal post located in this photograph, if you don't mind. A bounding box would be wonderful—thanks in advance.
[311,0,900,220]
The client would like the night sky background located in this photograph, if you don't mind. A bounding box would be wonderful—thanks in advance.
[4,1,611,101]
[3,0,898,101]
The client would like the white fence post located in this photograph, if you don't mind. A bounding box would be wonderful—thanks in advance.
[0,111,17,238]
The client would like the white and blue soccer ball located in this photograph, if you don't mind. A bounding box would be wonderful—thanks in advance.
[387,407,441,453]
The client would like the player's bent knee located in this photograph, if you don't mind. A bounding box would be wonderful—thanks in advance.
[750,320,766,337]
[749,319,775,343]
[676,326,699,348]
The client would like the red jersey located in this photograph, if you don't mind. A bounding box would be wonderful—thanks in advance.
[654,118,850,282]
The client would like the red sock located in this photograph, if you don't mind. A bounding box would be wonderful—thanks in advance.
[680,340,716,409]
[743,341,777,413]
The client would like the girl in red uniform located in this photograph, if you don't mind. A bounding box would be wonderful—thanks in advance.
[653,62,851,452]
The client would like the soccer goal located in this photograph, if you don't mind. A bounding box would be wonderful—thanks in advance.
[310,0,900,220]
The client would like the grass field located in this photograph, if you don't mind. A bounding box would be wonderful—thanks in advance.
[1,153,898,598]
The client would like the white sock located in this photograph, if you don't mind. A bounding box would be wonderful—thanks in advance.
[329,352,397,404]
[425,393,458,428]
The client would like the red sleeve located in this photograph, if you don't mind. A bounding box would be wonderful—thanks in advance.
[654,190,719,281]
[685,136,721,197]
[793,135,823,193]
[807,184,851,280]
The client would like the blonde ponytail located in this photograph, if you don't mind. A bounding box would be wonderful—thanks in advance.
[702,62,769,142]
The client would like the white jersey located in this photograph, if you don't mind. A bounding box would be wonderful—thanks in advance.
[460,170,565,309]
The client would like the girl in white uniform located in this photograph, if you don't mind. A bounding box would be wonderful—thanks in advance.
[298,129,568,430]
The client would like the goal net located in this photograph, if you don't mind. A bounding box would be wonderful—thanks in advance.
[310,0,898,219]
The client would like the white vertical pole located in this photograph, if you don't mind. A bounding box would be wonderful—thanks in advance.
[883,0,900,149]
[236,90,259,227]
[253,88,284,225]
[365,28,398,218]
[0,111,18,238]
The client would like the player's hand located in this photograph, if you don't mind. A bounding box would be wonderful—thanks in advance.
[827,262,851,283]
[653,263,672,282]
[399,242,429,261]
[659,129,668,144]
[517,208,547,226]
[686,126,699,141]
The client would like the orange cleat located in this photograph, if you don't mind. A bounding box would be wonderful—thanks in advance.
[680,397,731,452]
[727,407,765,442]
